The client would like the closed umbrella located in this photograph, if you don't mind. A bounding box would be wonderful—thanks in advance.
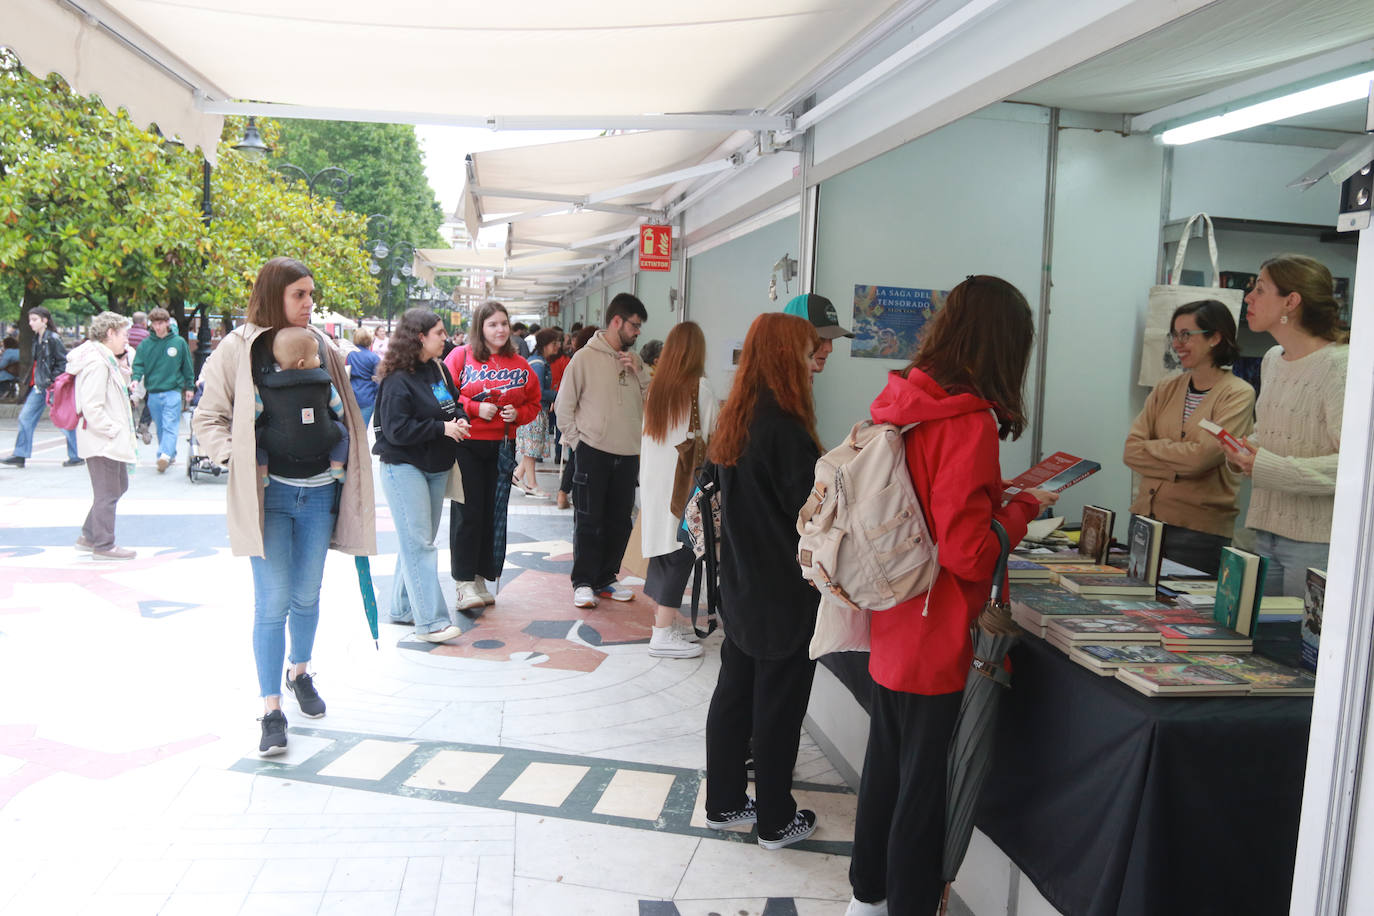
[488,422,518,593]
[355,556,380,649]
[939,519,1016,915]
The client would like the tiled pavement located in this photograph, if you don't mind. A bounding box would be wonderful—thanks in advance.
[0,414,856,915]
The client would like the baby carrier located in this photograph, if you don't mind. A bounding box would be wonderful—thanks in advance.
[252,330,341,478]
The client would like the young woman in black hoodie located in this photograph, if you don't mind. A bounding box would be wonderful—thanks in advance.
[374,308,471,642]
[703,312,823,850]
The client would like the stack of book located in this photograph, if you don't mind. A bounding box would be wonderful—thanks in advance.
[1114,663,1252,697]
[1156,623,1253,654]
[1069,643,1188,675]
[1010,588,1125,637]
[1045,616,1160,653]
[1176,653,1317,696]
[1058,573,1155,598]
[1007,558,1054,581]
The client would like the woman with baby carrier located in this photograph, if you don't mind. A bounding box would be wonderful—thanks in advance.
[195,257,376,757]
[845,276,1057,916]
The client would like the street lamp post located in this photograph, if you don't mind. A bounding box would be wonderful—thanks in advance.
[274,163,353,208]
[365,215,421,330]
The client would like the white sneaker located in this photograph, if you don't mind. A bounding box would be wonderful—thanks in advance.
[573,586,598,608]
[418,625,463,643]
[455,581,485,612]
[474,576,496,606]
[597,581,634,602]
[649,626,703,659]
[674,618,700,643]
[845,897,889,916]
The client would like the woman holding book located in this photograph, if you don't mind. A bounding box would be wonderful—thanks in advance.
[847,276,1057,916]
[1220,255,1348,598]
[1123,299,1255,576]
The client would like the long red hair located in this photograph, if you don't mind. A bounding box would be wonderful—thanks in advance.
[708,313,819,466]
[643,321,706,442]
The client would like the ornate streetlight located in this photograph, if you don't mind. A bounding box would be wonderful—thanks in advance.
[365,215,421,329]
[274,163,353,208]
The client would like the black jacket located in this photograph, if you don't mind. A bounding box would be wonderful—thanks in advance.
[32,328,68,391]
[372,360,466,473]
[717,388,821,659]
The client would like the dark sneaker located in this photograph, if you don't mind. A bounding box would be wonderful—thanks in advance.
[1,456,25,467]
[705,796,758,829]
[285,671,326,718]
[258,710,288,756]
[758,809,817,850]
[62,458,85,468]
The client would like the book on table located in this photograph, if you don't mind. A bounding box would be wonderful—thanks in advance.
[1012,548,1089,564]
[1046,563,1126,581]
[1126,514,1165,585]
[1175,652,1317,696]
[1301,568,1326,673]
[1007,558,1055,580]
[1214,546,1263,636]
[1069,643,1189,675]
[1158,579,1219,594]
[1119,606,1214,627]
[1157,623,1253,653]
[1114,663,1252,697]
[1079,505,1115,565]
[1258,596,1305,622]
[1058,574,1156,597]
[1176,593,1216,609]
[1003,452,1101,502]
[1010,589,1125,636]
[1045,616,1161,647]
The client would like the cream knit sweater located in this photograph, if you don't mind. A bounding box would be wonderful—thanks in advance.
[1245,342,1348,543]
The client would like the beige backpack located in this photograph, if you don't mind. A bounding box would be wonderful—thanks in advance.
[796,420,938,614]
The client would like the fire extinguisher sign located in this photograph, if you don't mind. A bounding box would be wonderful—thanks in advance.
[638,225,672,272]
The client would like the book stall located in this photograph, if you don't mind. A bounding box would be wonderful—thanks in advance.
[818,489,1320,916]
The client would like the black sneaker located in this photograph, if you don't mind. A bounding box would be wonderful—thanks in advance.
[285,671,326,718]
[62,458,85,468]
[258,710,288,756]
[0,456,24,467]
[705,796,757,829]
[758,809,817,850]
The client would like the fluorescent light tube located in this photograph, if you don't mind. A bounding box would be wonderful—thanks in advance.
[1161,70,1374,145]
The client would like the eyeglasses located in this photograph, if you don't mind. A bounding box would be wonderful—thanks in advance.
[626,320,644,331]
[1167,329,1211,343]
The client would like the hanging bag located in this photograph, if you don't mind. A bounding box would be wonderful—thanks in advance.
[1138,212,1245,387]
[669,393,706,518]
[434,357,466,503]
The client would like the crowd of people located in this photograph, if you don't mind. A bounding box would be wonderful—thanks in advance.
[0,248,1348,914]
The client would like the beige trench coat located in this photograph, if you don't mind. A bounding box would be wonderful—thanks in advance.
[193,323,377,558]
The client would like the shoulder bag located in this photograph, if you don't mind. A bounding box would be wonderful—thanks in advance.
[669,393,706,518]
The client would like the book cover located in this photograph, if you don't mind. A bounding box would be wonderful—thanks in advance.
[1120,606,1213,626]
[1176,653,1317,695]
[1004,452,1101,499]
[1070,643,1189,674]
[1126,515,1164,585]
[1157,623,1253,651]
[1046,616,1160,643]
[1158,579,1219,594]
[1079,505,1115,565]
[1047,564,1126,580]
[1011,594,1125,628]
[1011,549,1084,564]
[1059,574,1156,597]
[1301,568,1326,673]
[1114,664,1251,696]
[1007,558,1054,580]
[1098,600,1170,611]
[1214,546,1260,635]
[1197,418,1251,454]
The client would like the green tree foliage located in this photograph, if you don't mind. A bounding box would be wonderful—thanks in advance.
[273,119,445,251]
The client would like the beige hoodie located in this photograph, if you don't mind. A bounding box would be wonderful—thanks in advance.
[193,323,376,558]
[553,330,650,456]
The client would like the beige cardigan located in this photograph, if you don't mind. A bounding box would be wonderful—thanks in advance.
[193,323,377,558]
[554,331,651,456]
[1123,370,1255,537]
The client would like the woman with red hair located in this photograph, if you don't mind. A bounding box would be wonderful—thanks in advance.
[702,311,823,850]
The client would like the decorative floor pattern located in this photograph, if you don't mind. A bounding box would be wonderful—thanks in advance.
[231,727,856,857]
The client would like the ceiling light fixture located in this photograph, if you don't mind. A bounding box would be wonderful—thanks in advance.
[1160,70,1374,145]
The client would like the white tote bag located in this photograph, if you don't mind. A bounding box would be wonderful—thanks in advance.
[1138,213,1245,387]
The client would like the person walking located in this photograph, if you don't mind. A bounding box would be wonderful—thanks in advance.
[374,308,470,642]
[703,312,823,850]
[846,276,1056,916]
[1,307,82,468]
[131,307,194,473]
[639,321,717,659]
[444,301,541,612]
[194,257,376,757]
[554,295,650,608]
[512,328,562,498]
[69,312,139,560]
[347,327,382,429]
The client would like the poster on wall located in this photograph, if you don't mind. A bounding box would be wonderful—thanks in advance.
[851,284,947,361]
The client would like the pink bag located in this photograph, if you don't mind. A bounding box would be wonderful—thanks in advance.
[47,373,81,430]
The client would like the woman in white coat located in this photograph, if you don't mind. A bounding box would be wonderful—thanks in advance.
[70,311,138,560]
[639,321,717,659]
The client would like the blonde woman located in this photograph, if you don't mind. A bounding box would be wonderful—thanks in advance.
[69,312,137,559]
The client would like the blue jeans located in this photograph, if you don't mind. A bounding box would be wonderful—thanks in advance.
[359,403,375,431]
[381,461,453,634]
[1252,529,1330,599]
[13,387,78,460]
[146,389,182,460]
[249,482,336,697]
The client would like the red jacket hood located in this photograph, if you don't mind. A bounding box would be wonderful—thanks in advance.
[869,368,994,426]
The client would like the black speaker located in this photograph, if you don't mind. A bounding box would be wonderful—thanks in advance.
[1338,159,1372,231]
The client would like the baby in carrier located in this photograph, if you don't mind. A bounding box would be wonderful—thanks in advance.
[254,326,349,486]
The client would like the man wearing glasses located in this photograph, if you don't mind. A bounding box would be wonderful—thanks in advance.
[555,293,652,608]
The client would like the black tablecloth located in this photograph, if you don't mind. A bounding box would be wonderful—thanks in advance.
[819,634,1312,916]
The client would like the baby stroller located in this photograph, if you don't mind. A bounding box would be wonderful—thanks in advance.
[185,382,225,483]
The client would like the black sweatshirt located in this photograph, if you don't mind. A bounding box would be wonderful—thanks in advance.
[372,360,466,473]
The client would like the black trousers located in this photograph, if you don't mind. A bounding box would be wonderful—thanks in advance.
[849,684,963,915]
[705,635,817,835]
[1161,523,1229,577]
[450,438,501,581]
[569,444,638,590]
[559,446,575,494]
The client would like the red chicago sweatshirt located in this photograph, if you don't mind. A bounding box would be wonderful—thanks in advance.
[867,368,1041,695]
[443,346,542,441]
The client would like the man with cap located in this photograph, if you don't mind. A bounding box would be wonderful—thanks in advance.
[783,293,853,374]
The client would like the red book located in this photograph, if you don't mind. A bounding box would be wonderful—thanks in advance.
[1004,452,1101,499]
[1198,419,1250,455]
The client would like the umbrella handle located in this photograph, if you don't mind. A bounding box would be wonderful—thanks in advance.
[989,520,1010,604]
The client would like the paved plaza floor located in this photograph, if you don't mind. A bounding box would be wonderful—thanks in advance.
[0,411,856,915]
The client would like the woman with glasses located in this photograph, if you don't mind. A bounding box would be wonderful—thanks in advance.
[1123,299,1254,576]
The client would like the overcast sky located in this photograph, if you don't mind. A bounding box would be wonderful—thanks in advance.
[415,125,601,218]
